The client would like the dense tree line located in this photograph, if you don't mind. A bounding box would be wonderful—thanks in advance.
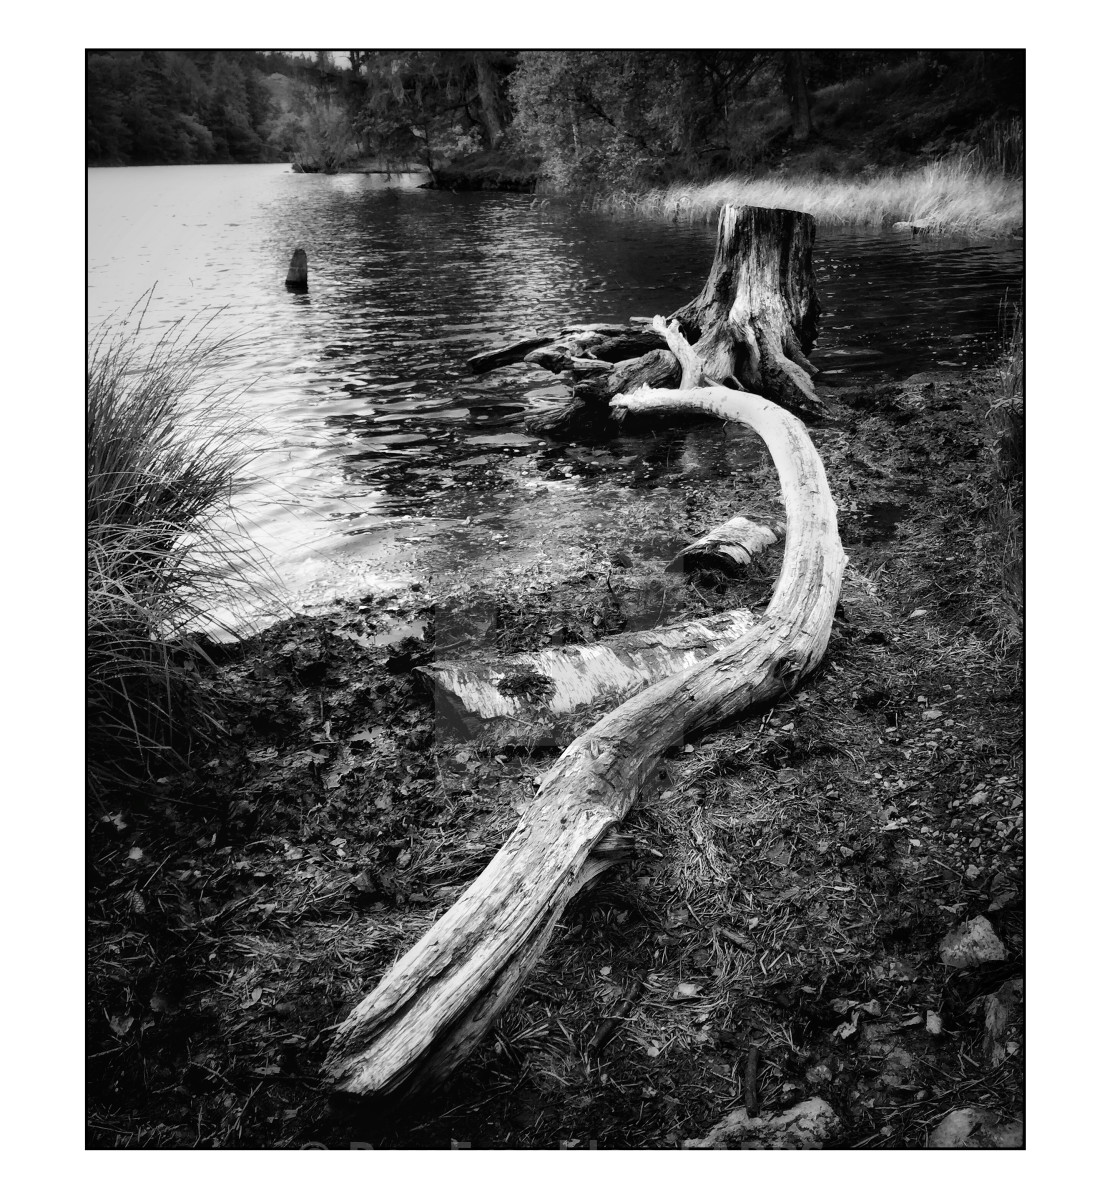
[86,50,319,166]
[87,50,1023,182]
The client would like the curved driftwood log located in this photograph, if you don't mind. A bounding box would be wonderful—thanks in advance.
[323,383,846,1102]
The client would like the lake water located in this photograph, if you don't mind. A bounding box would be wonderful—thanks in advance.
[88,164,1023,630]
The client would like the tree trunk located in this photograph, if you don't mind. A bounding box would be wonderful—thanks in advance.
[420,606,761,749]
[473,54,506,149]
[422,509,781,748]
[782,51,814,142]
[668,205,822,417]
[324,383,846,1101]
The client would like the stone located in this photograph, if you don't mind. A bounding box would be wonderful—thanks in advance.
[684,1097,840,1149]
[939,914,1007,967]
[929,1107,1024,1149]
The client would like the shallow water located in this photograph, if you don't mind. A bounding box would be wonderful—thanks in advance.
[88,164,1022,628]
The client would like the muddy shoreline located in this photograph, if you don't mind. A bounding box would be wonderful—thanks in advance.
[87,365,1023,1149]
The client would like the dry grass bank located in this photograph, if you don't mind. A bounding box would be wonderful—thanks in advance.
[601,159,1023,241]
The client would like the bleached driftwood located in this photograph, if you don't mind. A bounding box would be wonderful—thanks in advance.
[324,380,846,1101]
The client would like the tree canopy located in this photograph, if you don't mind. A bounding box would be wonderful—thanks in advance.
[87,50,1024,182]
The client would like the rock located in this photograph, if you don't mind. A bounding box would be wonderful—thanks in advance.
[684,1097,840,1149]
[929,1107,1024,1149]
[939,915,1007,967]
[978,978,1024,1066]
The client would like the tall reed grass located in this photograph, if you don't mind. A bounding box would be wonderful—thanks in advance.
[598,157,1023,240]
[87,305,261,796]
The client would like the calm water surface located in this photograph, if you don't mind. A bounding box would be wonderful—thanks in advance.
[88,164,1022,629]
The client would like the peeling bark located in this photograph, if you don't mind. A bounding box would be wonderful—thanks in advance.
[420,607,761,749]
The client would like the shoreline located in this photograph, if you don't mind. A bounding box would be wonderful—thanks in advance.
[312,154,1022,241]
[87,362,1023,1147]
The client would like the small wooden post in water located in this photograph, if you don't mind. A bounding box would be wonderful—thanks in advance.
[285,248,308,291]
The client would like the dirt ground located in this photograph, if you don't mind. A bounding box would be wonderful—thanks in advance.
[86,365,1023,1149]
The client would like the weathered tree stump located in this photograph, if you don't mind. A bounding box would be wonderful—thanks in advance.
[669,205,821,415]
[467,204,823,432]
[285,248,308,291]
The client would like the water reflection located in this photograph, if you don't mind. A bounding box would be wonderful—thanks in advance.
[88,166,1021,625]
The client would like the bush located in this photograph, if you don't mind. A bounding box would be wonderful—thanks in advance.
[87,304,261,797]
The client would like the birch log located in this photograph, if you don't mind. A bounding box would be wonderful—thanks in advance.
[324,383,846,1101]
[420,607,761,749]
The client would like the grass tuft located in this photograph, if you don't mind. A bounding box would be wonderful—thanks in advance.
[87,300,263,797]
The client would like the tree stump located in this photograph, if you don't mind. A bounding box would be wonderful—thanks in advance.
[669,205,821,416]
[466,204,823,431]
[285,248,308,291]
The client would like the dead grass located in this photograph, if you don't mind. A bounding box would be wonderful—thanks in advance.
[605,159,1023,241]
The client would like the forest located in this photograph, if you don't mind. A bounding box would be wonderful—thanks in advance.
[86,49,1023,190]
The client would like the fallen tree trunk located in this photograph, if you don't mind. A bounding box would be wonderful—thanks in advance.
[422,510,781,746]
[420,607,761,749]
[324,382,846,1101]
[466,333,555,374]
